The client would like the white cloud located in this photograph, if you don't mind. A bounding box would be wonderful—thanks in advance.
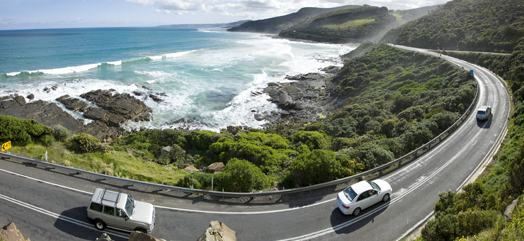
[0,18,15,25]
[125,0,448,21]
[155,9,172,14]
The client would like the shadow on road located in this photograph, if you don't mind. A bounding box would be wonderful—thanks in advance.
[476,114,492,129]
[329,200,390,235]
[54,206,128,241]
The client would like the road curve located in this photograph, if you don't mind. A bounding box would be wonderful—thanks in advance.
[0,45,510,241]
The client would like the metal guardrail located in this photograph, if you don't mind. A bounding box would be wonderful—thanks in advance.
[0,80,479,200]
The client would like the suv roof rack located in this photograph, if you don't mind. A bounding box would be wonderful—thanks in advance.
[100,188,121,207]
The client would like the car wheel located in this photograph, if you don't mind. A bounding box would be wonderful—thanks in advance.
[353,208,361,216]
[95,220,106,230]
[382,193,390,202]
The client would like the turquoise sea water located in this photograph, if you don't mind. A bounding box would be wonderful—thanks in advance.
[0,27,355,131]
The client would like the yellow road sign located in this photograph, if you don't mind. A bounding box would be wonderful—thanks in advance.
[2,141,11,152]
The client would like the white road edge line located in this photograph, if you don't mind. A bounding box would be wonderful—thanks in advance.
[0,193,129,239]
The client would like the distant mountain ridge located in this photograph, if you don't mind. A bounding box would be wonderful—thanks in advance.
[159,20,249,29]
[228,5,360,34]
[228,5,438,43]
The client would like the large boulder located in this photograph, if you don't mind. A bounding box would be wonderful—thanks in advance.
[56,95,89,112]
[160,146,173,158]
[128,231,166,241]
[184,165,199,173]
[96,233,112,241]
[207,162,225,173]
[198,221,236,241]
[1,222,30,241]
[80,89,152,123]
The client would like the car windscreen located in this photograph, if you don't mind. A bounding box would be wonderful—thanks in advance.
[368,180,381,191]
[343,187,358,202]
[477,110,485,115]
[125,196,134,216]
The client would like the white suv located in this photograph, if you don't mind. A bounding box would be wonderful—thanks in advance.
[87,188,155,234]
[476,106,491,121]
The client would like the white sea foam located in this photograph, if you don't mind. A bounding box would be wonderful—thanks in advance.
[6,62,100,76]
[148,50,198,61]
[6,50,198,77]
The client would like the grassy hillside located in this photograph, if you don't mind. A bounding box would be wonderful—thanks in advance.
[227,5,358,34]
[381,0,524,52]
[278,5,438,43]
[278,6,395,43]
[0,43,473,192]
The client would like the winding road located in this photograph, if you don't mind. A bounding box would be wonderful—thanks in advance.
[0,45,510,241]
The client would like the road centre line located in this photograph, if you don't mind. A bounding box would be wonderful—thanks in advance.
[0,193,129,239]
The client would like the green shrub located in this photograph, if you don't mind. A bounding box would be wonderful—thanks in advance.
[215,158,270,192]
[186,130,217,151]
[0,115,53,146]
[338,143,394,170]
[286,149,339,187]
[68,133,104,153]
[51,124,71,142]
[292,131,330,150]
[39,134,55,147]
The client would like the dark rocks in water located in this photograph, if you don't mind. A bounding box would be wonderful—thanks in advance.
[285,73,324,81]
[133,91,143,96]
[263,71,339,124]
[0,95,131,142]
[80,89,152,122]
[226,126,249,135]
[56,95,88,112]
[149,94,164,103]
[319,65,340,74]
[27,93,35,100]
[254,113,264,121]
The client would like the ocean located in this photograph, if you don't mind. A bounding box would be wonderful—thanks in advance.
[0,27,356,132]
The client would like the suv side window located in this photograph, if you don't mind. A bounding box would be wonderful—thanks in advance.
[90,202,103,212]
[116,208,127,218]
[103,205,115,216]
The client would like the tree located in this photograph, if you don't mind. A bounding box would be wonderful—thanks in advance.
[215,158,270,192]
[286,149,339,187]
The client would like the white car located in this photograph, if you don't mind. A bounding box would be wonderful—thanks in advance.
[336,179,392,216]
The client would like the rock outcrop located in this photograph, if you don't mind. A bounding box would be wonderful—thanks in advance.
[263,72,339,124]
[56,95,89,112]
[128,231,166,241]
[80,89,152,126]
[0,94,131,142]
[207,162,225,173]
[198,221,236,241]
[184,165,199,173]
[1,222,30,241]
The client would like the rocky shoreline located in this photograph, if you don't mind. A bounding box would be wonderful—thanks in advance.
[0,66,344,141]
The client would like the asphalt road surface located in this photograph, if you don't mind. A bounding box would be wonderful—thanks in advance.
[0,45,510,241]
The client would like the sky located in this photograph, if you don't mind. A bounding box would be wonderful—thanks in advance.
[0,0,451,30]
